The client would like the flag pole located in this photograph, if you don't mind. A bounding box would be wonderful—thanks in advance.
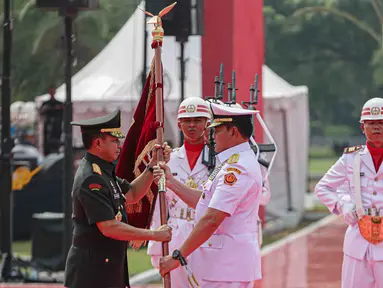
[139,3,177,287]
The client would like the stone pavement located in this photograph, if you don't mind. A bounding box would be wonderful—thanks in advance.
[0,215,346,288]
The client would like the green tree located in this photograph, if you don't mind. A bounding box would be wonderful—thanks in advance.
[0,0,140,101]
[292,0,383,87]
[264,0,380,135]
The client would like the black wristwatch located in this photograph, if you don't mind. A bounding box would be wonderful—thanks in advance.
[172,249,187,266]
[146,165,154,173]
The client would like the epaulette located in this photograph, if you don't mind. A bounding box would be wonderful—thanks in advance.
[92,163,102,175]
[344,145,363,154]
[227,153,240,164]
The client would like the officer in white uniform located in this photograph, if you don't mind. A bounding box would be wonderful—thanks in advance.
[224,102,271,248]
[155,103,263,288]
[147,97,211,287]
[315,97,383,288]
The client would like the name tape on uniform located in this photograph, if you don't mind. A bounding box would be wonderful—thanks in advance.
[226,167,242,174]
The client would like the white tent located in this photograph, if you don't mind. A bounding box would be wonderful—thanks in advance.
[35,4,202,147]
[35,2,310,226]
[263,66,309,227]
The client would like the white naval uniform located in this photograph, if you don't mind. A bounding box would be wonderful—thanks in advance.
[147,145,210,287]
[190,142,263,288]
[315,145,383,288]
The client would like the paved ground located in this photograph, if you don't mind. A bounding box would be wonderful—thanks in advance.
[254,215,345,288]
[0,215,346,288]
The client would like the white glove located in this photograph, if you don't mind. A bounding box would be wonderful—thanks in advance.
[257,219,263,248]
[259,186,271,206]
[337,201,358,225]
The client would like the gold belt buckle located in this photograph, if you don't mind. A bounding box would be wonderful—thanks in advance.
[372,216,382,224]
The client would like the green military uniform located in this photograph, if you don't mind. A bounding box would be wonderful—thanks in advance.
[64,110,131,288]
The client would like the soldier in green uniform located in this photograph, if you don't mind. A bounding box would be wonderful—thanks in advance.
[64,109,172,288]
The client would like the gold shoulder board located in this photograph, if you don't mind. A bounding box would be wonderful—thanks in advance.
[228,153,240,164]
[344,145,363,154]
[92,163,102,175]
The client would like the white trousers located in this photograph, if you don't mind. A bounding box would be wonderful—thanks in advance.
[198,280,253,288]
[342,253,383,288]
[151,256,253,288]
[151,255,190,288]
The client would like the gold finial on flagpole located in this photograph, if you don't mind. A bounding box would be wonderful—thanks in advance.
[138,2,177,43]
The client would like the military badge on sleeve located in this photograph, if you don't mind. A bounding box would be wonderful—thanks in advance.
[224,172,237,186]
[226,167,242,174]
[89,183,102,192]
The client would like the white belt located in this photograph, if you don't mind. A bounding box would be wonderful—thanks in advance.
[365,208,383,216]
[169,207,195,221]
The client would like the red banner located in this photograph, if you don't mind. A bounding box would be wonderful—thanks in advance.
[116,60,161,247]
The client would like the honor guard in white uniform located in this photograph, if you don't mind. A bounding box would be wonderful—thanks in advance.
[147,97,212,287]
[315,97,383,288]
[155,103,263,288]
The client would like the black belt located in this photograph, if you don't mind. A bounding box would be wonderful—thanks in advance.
[73,234,106,249]
[73,234,127,249]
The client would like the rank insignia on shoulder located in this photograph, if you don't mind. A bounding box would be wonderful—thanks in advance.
[89,183,102,192]
[92,163,102,175]
[344,145,363,154]
[228,154,240,164]
[224,172,237,186]
[226,167,242,174]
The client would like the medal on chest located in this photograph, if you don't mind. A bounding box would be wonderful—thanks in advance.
[170,198,178,208]
[115,206,123,222]
[185,177,198,188]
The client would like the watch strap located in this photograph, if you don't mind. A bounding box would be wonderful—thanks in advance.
[146,165,154,173]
